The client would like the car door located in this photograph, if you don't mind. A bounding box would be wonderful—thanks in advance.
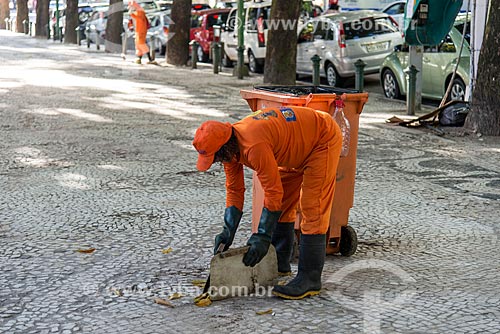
[221,8,238,61]
[422,43,446,98]
[296,21,315,73]
[312,19,329,72]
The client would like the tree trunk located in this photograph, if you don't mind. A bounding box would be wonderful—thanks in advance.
[16,0,28,33]
[464,0,500,136]
[64,0,78,43]
[0,0,10,30]
[263,0,301,84]
[35,0,49,37]
[105,0,124,53]
[166,0,191,65]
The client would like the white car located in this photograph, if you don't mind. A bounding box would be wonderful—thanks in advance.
[381,1,405,31]
[220,0,272,73]
[296,11,403,87]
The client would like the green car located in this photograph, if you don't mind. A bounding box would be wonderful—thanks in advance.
[380,14,470,101]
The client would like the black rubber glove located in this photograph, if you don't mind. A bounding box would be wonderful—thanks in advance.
[243,207,282,267]
[214,206,243,255]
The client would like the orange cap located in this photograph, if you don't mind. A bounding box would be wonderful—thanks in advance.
[193,121,233,171]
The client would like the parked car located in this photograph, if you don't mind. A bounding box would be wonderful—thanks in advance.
[86,0,157,44]
[380,14,470,101]
[381,1,405,31]
[191,8,231,62]
[154,0,172,11]
[220,0,272,72]
[147,10,172,55]
[296,10,403,87]
[192,3,211,11]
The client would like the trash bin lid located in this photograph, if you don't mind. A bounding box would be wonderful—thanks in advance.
[254,85,359,96]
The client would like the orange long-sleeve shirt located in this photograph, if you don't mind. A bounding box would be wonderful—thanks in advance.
[131,10,149,41]
[223,106,339,212]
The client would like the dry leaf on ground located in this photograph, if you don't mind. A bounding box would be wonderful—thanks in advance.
[111,289,123,297]
[256,309,273,315]
[191,279,207,288]
[76,248,96,254]
[161,247,173,254]
[168,292,183,300]
[154,298,174,308]
[194,292,212,307]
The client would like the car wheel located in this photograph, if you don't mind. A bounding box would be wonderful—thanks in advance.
[248,50,262,73]
[197,45,208,62]
[449,77,466,101]
[222,51,233,67]
[382,69,401,99]
[325,63,342,87]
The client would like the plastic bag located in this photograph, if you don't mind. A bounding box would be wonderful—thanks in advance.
[333,99,350,157]
[438,102,469,127]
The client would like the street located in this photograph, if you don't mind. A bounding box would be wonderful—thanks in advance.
[1,30,500,334]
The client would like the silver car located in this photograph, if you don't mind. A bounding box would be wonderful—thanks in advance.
[296,10,403,87]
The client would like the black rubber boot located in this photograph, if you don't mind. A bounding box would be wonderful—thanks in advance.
[271,222,295,275]
[272,234,326,300]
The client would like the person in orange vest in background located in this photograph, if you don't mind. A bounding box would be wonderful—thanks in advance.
[192,106,342,300]
[128,1,155,64]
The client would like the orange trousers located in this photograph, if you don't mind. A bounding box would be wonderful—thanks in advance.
[278,133,342,235]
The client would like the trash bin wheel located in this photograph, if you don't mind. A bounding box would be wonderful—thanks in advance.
[339,225,357,257]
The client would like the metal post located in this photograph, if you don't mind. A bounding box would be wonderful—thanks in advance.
[121,32,127,59]
[55,0,60,41]
[354,59,366,92]
[4,18,8,31]
[149,35,155,61]
[191,40,198,69]
[59,27,63,42]
[405,65,419,116]
[47,24,51,39]
[409,45,423,110]
[236,0,244,79]
[96,30,100,50]
[311,55,321,86]
[22,20,28,34]
[29,22,33,36]
[86,27,91,48]
[212,42,221,74]
[76,27,81,46]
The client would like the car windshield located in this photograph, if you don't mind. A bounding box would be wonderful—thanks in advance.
[344,17,398,40]
[454,22,471,45]
[139,1,157,11]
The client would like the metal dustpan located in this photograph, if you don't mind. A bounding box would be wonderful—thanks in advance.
[206,245,279,301]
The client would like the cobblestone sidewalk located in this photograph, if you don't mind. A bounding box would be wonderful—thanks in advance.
[1,31,499,334]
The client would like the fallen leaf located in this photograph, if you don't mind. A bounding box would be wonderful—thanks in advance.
[168,292,183,300]
[111,289,123,297]
[277,280,287,286]
[191,279,207,288]
[76,248,96,254]
[154,298,174,308]
[194,293,212,307]
[256,309,273,315]
[194,292,209,303]
[161,247,173,254]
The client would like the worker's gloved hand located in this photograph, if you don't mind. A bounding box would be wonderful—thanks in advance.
[214,206,243,255]
[243,207,281,267]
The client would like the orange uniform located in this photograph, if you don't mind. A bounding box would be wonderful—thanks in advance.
[224,106,342,234]
[130,7,149,56]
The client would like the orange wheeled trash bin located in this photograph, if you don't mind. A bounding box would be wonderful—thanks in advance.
[240,85,368,256]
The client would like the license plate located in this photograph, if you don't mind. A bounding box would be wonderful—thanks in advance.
[364,42,389,53]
